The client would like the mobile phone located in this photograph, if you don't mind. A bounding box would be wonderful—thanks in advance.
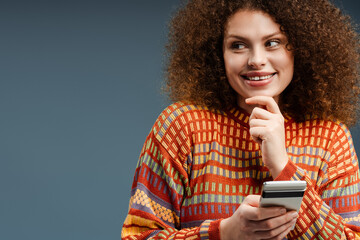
[260,181,307,230]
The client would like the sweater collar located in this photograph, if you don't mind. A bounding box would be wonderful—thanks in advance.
[226,106,251,128]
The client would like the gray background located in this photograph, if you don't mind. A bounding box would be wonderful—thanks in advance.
[0,1,358,239]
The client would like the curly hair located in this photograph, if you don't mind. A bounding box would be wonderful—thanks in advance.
[164,0,360,125]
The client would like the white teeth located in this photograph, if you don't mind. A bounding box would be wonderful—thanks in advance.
[248,74,274,81]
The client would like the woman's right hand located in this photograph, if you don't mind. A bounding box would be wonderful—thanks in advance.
[220,195,298,240]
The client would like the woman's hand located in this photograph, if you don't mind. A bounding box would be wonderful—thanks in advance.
[245,96,288,178]
[220,195,298,240]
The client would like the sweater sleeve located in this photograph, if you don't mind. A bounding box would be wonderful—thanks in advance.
[275,123,360,239]
[122,104,221,240]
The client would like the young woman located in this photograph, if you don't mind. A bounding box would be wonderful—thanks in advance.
[122,0,360,239]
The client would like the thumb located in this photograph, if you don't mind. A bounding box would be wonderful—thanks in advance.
[243,195,261,207]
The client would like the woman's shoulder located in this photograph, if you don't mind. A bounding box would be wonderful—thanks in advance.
[160,101,210,116]
[302,117,350,131]
[150,101,222,137]
[299,119,358,170]
[290,116,353,141]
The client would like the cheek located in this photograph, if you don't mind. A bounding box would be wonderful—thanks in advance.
[279,55,294,87]
[224,54,246,75]
[284,58,294,77]
[280,52,294,72]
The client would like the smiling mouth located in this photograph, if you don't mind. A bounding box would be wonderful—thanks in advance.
[242,73,276,81]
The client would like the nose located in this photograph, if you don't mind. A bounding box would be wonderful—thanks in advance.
[248,47,267,69]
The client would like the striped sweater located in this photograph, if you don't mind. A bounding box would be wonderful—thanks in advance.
[122,101,360,239]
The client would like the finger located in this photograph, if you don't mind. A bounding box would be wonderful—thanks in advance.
[249,211,298,231]
[267,218,297,240]
[243,205,287,221]
[243,195,261,207]
[254,218,296,239]
[249,118,268,128]
[249,126,266,142]
[249,107,274,121]
[246,96,281,114]
[242,195,285,220]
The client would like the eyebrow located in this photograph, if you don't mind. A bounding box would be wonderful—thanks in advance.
[225,31,283,40]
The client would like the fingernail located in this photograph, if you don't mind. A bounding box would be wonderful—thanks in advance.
[280,208,286,214]
[291,212,298,218]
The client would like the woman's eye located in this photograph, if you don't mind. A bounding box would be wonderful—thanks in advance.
[231,42,246,50]
[266,40,280,47]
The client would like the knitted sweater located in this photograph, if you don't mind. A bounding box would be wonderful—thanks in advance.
[122,102,360,239]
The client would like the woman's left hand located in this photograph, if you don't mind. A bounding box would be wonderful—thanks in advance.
[245,96,288,178]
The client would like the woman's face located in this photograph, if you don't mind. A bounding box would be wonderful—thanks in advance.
[223,10,294,109]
